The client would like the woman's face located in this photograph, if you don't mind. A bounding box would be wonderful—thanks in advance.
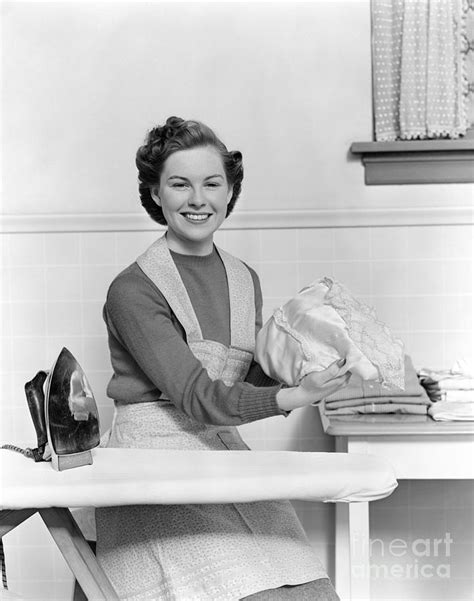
[151,146,232,255]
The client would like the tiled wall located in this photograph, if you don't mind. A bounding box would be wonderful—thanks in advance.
[1,223,473,600]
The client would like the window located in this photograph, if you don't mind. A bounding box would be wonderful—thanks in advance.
[351,0,474,184]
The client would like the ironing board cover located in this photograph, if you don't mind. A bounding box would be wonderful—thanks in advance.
[0,447,397,509]
[95,236,328,601]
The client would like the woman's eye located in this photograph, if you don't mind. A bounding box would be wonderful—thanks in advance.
[172,182,187,189]
[206,182,220,188]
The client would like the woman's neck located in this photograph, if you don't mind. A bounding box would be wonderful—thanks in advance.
[164,230,213,256]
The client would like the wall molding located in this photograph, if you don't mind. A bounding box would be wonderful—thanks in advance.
[1,207,473,233]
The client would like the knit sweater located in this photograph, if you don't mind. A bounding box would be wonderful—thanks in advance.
[103,246,286,426]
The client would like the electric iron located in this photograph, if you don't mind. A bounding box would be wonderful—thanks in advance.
[2,347,100,471]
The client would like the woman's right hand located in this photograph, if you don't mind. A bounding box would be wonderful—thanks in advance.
[276,359,351,413]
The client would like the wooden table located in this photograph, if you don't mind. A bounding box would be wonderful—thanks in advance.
[319,407,474,601]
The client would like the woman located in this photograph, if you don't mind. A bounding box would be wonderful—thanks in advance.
[96,117,349,600]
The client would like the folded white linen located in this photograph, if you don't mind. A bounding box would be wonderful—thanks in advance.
[419,360,474,403]
[325,394,431,410]
[255,277,404,389]
[325,403,429,416]
[429,401,474,421]
[422,380,474,399]
[419,359,474,387]
[327,414,428,423]
[1,447,397,510]
[325,355,422,402]
[437,377,474,391]
[439,390,474,402]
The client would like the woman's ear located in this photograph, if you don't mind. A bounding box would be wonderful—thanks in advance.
[226,185,233,205]
[150,186,161,206]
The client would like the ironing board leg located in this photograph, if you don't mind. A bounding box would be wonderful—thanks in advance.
[73,541,96,601]
[39,508,118,601]
[0,509,38,538]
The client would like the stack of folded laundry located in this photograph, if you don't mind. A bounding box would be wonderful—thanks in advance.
[418,359,474,421]
[323,355,432,416]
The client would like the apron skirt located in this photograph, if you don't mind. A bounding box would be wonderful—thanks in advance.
[96,402,327,601]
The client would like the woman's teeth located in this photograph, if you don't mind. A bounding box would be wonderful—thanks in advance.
[183,213,210,222]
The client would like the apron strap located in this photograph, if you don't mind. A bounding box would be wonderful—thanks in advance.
[136,235,203,343]
[216,247,256,352]
[137,235,256,352]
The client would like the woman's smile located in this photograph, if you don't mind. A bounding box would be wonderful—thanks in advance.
[181,211,212,223]
[151,146,232,255]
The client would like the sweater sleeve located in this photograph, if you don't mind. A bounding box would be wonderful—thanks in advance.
[104,267,285,426]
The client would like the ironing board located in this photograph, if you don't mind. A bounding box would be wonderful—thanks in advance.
[0,448,397,601]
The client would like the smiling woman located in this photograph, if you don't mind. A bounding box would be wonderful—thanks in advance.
[94,116,347,601]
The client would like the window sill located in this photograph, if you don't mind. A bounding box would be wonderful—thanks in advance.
[350,138,474,185]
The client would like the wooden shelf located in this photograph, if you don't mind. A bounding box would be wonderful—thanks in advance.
[350,138,474,185]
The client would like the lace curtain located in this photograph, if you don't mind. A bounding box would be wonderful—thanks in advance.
[372,0,470,141]
[465,1,474,125]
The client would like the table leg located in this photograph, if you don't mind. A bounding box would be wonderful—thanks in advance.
[335,502,370,601]
[335,502,351,600]
[349,501,370,601]
[39,508,118,601]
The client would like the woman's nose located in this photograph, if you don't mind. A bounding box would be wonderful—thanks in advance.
[188,188,206,207]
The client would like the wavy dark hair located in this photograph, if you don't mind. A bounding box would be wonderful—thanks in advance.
[136,116,243,225]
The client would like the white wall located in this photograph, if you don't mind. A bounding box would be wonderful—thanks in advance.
[2,0,471,216]
[2,224,473,601]
[1,2,473,601]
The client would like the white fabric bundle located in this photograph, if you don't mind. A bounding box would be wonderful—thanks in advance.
[419,359,474,421]
[255,277,405,389]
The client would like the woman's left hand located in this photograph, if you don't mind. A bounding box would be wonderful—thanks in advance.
[276,359,351,412]
[300,360,351,404]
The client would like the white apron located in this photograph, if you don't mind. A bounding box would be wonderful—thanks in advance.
[96,236,326,601]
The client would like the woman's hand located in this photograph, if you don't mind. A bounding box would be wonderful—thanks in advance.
[300,359,351,402]
[276,359,350,413]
